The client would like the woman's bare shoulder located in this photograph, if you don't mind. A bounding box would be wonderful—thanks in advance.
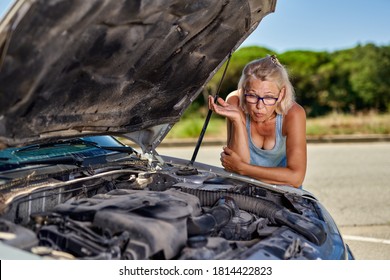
[226,90,240,105]
[285,102,306,120]
[283,103,306,135]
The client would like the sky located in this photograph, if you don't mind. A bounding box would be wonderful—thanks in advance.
[241,0,390,53]
[1,0,389,53]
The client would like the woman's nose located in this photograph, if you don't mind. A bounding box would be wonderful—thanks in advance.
[256,100,266,109]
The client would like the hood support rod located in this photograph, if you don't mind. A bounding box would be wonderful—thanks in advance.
[189,52,232,165]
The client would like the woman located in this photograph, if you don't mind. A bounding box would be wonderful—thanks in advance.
[208,55,306,188]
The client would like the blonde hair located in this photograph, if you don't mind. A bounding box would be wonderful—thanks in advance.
[237,55,295,115]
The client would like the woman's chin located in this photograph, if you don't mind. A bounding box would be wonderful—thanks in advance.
[252,113,266,122]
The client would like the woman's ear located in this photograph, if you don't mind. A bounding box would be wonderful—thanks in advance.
[278,87,286,101]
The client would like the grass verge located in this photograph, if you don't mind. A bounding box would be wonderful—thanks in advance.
[306,112,390,136]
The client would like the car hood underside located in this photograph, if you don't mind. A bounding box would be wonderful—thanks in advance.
[0,0,276,150]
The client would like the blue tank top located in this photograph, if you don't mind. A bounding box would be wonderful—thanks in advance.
[246,114,287,167]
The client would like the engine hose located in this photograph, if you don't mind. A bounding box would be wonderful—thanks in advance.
[187,198,235,236]
[180,188,326,245]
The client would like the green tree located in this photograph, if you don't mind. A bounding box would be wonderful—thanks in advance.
[279,50,331,116]
[317,48,356,113]
[348,44,390,112]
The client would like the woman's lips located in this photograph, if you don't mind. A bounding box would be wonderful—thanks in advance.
[254,113,265,118]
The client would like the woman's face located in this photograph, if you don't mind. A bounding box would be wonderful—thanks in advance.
[244,78,281,123]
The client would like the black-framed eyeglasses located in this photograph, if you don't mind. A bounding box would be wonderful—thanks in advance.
[244,93,279,106]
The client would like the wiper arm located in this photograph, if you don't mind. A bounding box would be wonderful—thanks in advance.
[13,139,96,153]
[21,156,83,166]
[14,138,138,155]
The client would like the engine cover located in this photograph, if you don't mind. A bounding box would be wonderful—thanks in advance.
[39,189,202,259]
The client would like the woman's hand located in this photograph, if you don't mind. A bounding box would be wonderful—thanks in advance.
[220,146,245,174]
[208,96,242,123]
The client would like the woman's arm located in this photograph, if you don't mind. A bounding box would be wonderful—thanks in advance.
[220,103,307,188]
[209,92,250,163]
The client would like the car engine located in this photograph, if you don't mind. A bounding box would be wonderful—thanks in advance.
[0,158,330,260]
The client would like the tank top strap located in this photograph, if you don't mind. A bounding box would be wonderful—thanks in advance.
[276,113,283,138]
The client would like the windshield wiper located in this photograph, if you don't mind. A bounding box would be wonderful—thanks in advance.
[14,138,137,155]
[1,156,83,167]
[14,139,99,153]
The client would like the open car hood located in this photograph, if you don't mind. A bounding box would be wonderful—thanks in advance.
[0,0,276,151]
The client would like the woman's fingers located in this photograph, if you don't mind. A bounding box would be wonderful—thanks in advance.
[217,97,230,108]
[220,148,234,171]
[209,96,222,112]
[223,146,232,155]
[209,96,241,122]
[208,95,214,110]
[220,147,242,173]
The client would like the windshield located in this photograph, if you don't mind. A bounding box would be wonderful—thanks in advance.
[0,136,126,171]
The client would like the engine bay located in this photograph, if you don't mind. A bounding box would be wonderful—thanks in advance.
[0,159,328,260]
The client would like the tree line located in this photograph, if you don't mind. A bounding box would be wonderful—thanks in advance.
[200,43,390,117]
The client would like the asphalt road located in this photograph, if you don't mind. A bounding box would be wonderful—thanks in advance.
[156,142,390,260]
